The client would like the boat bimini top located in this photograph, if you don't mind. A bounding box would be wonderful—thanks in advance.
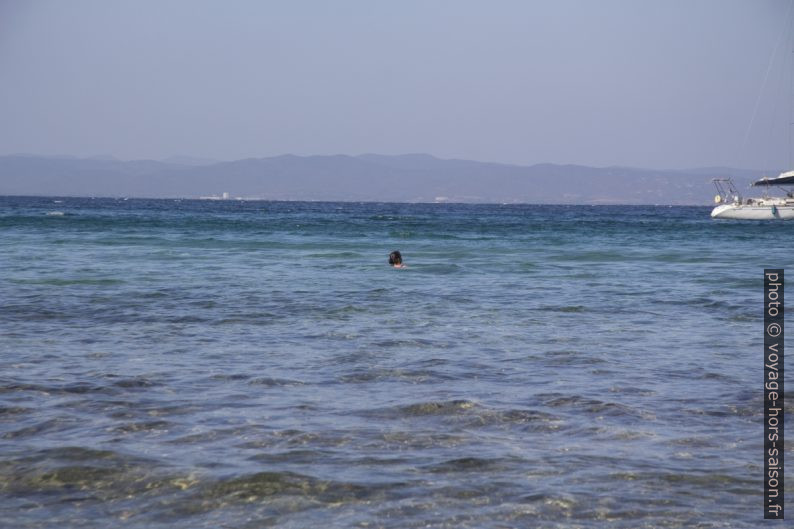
[753,170,794,187]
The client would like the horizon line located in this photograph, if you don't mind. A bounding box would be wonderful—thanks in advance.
[0,193,713,207]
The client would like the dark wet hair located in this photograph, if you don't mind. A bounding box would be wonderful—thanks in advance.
[388,250,402,265]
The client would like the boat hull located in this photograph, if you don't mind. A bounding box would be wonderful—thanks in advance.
[711,204,794,220]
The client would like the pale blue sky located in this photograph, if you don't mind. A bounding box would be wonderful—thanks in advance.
[1,0,792,169]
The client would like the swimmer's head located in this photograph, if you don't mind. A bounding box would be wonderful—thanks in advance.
[388,250,402,266]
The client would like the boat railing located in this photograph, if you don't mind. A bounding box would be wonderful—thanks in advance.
[711,178,741,205]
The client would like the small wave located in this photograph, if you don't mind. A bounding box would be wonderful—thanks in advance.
[320,304,369,319]
[2,418,78,440]
[361,400,563,431]
[610,469,755,489]
[209,373,252,382]
[427,456,511,473]
[539,393,653,419]
[415,263,463,274]
[248,377,305,387]
[10,277,124,286]
[542,349,605,366]
[373,430,468,449]
[247,449,335,465]
[0,380,116,396]
[306,251,363,259]
[368,215,399,221]
[215,312,280,325]
[553,250,625,262]
[536,305,586,313]
[369,337,441,349]
[0,447,181,500]
[0,406,31,416]
[45,211,66,216]
[110,376,160,389]
[698,371,738,382]
[396,399,478,416]
[684,403,759,418]
[360,399,479,420]
[387,230,462,240]
[339,367,445,384]
[196,470,378,508]
[111,420,172,434]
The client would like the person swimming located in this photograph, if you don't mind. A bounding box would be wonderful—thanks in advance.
[388,250,406,268]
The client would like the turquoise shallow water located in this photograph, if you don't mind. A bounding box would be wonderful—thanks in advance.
[0,196,791,528]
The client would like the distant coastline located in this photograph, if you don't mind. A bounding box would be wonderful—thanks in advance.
[0,153,769,205]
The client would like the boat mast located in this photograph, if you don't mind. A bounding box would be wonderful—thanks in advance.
[739,0,794,173]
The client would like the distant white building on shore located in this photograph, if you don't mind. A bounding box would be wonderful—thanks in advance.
[199,191,232,200]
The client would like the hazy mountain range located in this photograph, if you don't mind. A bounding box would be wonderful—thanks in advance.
[0,153,771,204]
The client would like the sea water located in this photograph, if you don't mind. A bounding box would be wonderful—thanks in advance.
[0,196,791,528]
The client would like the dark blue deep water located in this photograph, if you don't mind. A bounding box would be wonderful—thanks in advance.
[0,196,791,528]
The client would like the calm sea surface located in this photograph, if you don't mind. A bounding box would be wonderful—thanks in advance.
[0,196,791,528]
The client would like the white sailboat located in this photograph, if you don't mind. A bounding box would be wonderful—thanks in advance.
[710,1,794,220]
[711,171,794,220]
